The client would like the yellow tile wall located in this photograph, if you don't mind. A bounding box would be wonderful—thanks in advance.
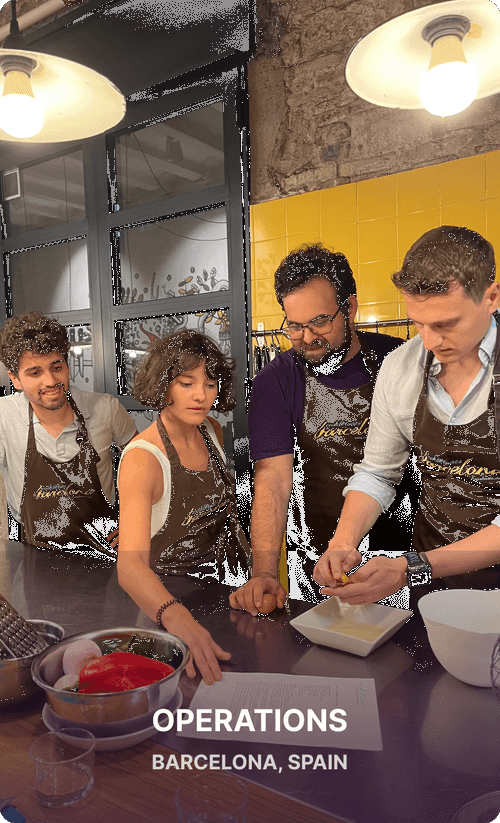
[250,151,500,586]
[250,150,500,342]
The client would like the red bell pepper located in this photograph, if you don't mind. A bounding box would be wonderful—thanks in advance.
[78,652,174,693]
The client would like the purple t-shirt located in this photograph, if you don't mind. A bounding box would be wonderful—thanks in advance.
[248,331,403,461]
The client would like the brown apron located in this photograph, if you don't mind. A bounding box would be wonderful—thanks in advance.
[411,337,500,601]
[20,393,117,555]
[150,416,250,581]
[288,332,415,601]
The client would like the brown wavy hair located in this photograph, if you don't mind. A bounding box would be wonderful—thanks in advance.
[392,226,495,304]
[0,312,70,375]
[132,329,236,412]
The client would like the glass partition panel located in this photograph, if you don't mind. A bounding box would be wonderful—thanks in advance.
[113,206,228,305]
[8,239,89,314]
[129,409,157,432]
[2,151,85,234]
[113,103,224,210]
[67,324,94,392]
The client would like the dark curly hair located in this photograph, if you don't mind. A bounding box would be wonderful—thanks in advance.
[274,244,356,309]
[133,329,236,412]
[0,312,70,375]
[392,226,495,304]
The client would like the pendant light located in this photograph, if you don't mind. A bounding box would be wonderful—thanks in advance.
[345,0,500,118]
[419,15,479,117]
[0,0,126,142]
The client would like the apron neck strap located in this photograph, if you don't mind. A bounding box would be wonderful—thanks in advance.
[27,391,101,463]
[66,392,89,447]
[357,331,380,381]
[491,321,500,461]
[425,321,500,462]
[27,391,83,449]
[156,413,181,467]
[27,403,36,451]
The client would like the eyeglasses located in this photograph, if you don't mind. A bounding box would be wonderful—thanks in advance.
[280,307,342,339]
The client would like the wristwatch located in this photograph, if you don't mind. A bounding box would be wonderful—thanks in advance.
[403,551,433,587]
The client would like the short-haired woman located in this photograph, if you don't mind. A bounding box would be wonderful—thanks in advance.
[117,330,250,684]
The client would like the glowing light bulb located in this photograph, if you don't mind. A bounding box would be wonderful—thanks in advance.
[419,34,479,117]
[0,70,44,138]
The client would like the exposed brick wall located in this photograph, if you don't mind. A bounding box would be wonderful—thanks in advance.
[3,0,499,206]
[0,0,90,32]
[250,0,500,203]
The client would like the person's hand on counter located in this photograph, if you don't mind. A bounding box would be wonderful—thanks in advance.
[320,555,408,604]
[229,573,287,617]
[106,527,119,549]
[161,603,231,685]
[313,543,362,588]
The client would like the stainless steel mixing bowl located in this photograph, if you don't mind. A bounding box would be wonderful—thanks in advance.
[31,626,189,733]
[0,619,65,705]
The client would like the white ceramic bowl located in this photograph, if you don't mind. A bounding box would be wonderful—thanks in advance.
[290,597,413,657]
[418,589,500,687]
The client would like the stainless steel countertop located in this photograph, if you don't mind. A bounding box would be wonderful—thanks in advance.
[1,539,499,823]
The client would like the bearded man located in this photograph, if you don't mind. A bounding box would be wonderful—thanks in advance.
[230,245,414,612]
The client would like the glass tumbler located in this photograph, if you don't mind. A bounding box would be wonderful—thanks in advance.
[448,791,500,823]
[29,728,95,807]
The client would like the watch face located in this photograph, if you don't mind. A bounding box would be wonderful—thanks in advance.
[405,552,432,587]
[411,567,432,586]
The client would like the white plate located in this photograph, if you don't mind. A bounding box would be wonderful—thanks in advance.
[290,597,413,657]
[42,688,183,751]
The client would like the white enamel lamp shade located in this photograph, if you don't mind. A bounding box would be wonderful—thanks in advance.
[0,47,126,142]
[345,0,500,111]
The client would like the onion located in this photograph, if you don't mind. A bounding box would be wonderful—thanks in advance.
[54,674,79,691]
[62,639,102,676]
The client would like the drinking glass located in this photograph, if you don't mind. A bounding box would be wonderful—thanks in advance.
[175,772,247,823]
[29,728,95,807]
[448,791,500,823]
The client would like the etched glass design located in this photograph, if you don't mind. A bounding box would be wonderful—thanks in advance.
[113,207,228,305]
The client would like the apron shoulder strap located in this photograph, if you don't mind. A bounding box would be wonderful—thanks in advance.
[357,330,383,381]
[27,404,37,452]
[199,417,227,464]
[156,414,181,467]
[66,392,98,456]
[491,322,500,461]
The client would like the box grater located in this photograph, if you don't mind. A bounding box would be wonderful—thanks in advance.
[0,594,49,658]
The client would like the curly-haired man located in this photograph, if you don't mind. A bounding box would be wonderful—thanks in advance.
[230,244,414,612]
[0,312,137,552]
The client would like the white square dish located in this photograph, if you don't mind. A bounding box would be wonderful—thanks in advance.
[290,597,413,657]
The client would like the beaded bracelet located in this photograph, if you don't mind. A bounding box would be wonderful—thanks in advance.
[156,598,182,628]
